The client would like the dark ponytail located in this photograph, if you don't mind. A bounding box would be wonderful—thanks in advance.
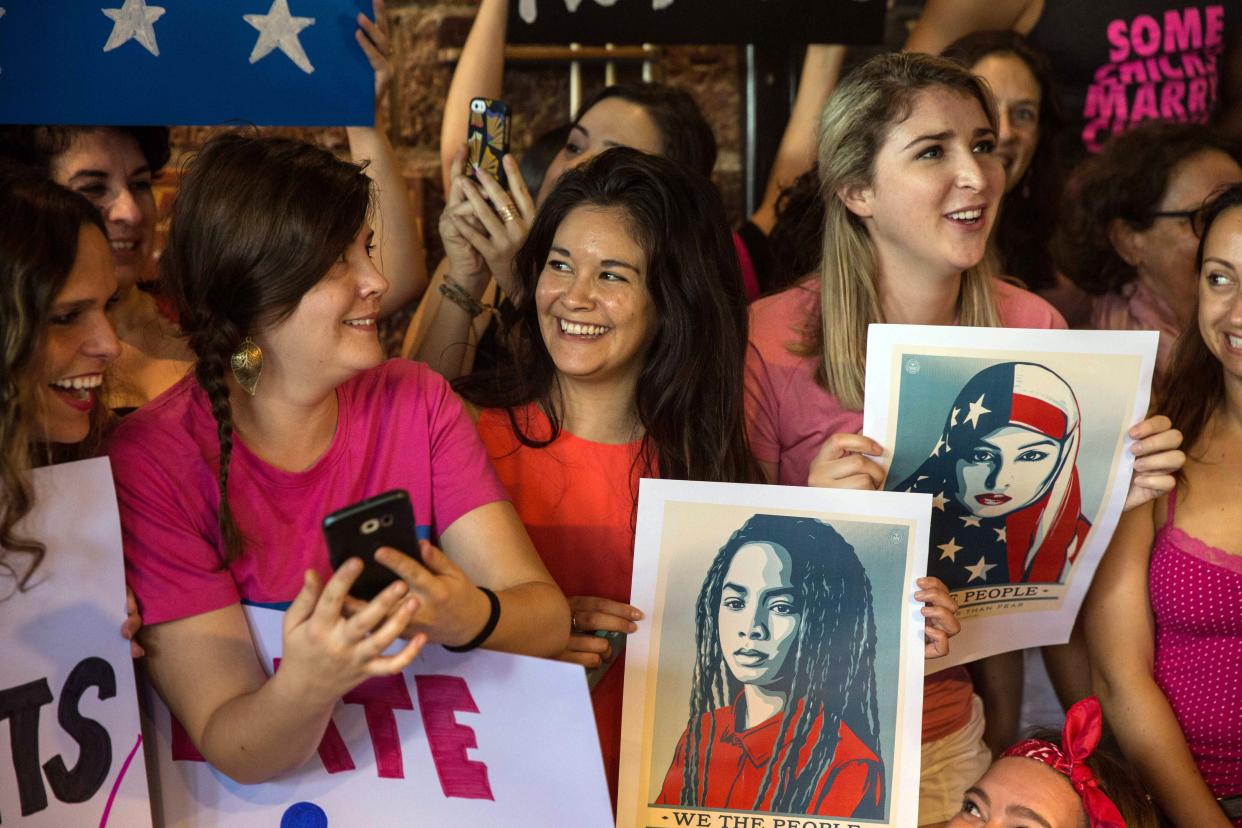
[161,133,372,564]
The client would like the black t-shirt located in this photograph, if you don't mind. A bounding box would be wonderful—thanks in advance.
[1026,0,1242,159]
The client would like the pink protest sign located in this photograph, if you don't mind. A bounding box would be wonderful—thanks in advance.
[145,604,612,827]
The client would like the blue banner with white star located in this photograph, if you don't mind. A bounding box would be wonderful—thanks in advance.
[0,0,372,126]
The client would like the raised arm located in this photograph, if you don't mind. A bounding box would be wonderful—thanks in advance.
[750,45,844,235]
[351,0,427,317]
[440,0,510,192]
[904,0,1035,55]
[1084,502,1232,828]
[140,566,422,784]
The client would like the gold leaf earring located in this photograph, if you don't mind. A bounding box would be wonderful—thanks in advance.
[230,337,263,396]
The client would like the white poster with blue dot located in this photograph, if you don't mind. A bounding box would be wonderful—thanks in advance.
[862,324,1158,671]
[144,605,612,827]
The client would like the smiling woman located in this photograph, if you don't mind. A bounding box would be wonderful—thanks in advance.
[0,163,121,590]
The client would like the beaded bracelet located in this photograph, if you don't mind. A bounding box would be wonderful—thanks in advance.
[443,586,501,653]
[439,273,494,319]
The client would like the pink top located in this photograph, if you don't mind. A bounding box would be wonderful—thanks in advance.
[109,359,507,625]
[745,277,1067,487]
[1150,489,1242,802]
[743,276,1066,742]
[1090,280,1179,384]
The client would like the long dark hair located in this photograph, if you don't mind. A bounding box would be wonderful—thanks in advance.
[680,515,883,814]
[161,133,372,564]
[0,162,109,590]
[1157,184,1242,475]
[571,83,717,180]
[942,31,1064,292]
[1054,122,1240,296]
[456,147,759,489]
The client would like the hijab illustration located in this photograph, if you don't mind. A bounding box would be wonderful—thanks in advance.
[656,515,886,818]
[896,362,1090,589]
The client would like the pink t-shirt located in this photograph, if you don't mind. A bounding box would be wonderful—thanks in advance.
[745,277,1067,487]
[108,359,507,625]
[743,276,1066,742]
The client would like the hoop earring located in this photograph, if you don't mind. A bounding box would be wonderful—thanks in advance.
[230,337,263,396]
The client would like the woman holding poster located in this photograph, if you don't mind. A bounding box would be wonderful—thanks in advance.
[743,52,1184,825]
[656,514,885,817]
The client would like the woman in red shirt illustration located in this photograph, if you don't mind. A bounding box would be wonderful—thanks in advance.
[657,514,885,818]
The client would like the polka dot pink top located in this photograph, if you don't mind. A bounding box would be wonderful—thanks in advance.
[1149,489,1242,806]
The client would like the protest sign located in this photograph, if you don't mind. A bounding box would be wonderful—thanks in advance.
[0,1,372,126]
[146,603,613,827]
[0,457,153,827]
[618,480,928,828]
[862,325,1157,670]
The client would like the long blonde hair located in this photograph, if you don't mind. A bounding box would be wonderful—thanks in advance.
[801,52,1001,410]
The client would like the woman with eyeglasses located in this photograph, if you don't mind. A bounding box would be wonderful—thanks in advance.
[1053,122,1241,381]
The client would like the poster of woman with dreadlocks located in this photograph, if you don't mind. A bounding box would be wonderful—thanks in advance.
[617,480,929,828]
[862,325,1157,669]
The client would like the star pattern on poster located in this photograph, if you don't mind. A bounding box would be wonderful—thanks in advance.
[959,515,981,528]
[994,526,1007,542]
[950,406,960,427]
[964,556,997,582]
[101,0,166,57]
[931,434,946,457]
[932,491,947,511]
[963,393,991,428]
[937,537,962,562]
[245,0,316,74]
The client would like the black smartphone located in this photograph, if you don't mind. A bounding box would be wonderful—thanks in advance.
[322,490,420,601]
[466,97,512,190]
[585,630,627,690]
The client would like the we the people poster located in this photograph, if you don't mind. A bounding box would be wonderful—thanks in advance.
[618,480,929,828]
[862,324,1157,669]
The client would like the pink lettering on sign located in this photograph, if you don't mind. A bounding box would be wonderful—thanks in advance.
[342,674,414,779]
[271,658,356,774]
[1083,5,1227,152]
[414,675,494,801]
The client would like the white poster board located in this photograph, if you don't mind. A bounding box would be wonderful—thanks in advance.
[862,325,1157,670]
[0,457,154,827]
[146,604,613,827]
[619,480,930,828]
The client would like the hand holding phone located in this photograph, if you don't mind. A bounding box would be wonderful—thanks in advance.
[323,490,421,601]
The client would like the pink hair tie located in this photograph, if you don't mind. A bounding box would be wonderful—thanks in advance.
[1002,696,1127,828]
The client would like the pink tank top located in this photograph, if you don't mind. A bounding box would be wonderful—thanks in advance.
[1149,489,1242,801]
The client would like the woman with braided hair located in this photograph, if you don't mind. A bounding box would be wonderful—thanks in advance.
[106,132,567,784]
[657,514,885,817]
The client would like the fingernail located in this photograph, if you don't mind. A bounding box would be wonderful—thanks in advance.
[631,608,643,620]
[628,623,638,633]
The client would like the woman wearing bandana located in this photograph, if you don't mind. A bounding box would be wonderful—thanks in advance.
[897,362,1089,589]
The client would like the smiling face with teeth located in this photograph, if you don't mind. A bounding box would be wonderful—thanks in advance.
[253,225,388,395]
[842,87,1004,286]
[35,225,121,444]
[51,129,157,290]
[1197,205,1242,379]
[535,205,654,393]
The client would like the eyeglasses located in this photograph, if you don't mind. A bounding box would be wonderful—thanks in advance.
[1150,205,1208,237]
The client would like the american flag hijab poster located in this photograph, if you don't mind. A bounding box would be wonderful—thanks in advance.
[0,0,373,126]
[862,324,1157,671]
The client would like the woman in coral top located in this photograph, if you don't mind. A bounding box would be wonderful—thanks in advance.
[455,147,760,799]
[1086,185,1242,828]
[745,52,1185,826]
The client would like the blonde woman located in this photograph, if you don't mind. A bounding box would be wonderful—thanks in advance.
[743,52,1183,826]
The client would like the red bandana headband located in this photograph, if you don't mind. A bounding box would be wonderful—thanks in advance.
[1002,696,1126,828]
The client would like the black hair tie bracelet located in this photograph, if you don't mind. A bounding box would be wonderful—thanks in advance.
[444,586,501,653]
